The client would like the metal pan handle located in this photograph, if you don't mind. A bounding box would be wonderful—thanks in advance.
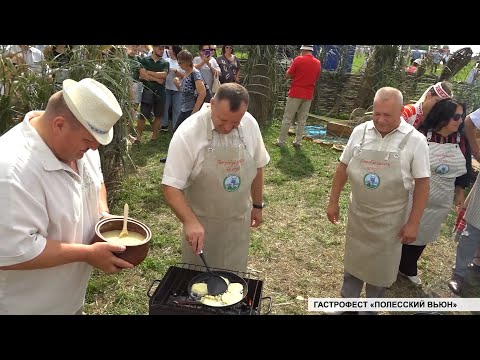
[147,279,161,298]
[260,296,272,315]
[174,300,202,306]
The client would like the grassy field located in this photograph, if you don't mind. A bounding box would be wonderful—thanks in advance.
[84,117,470,315]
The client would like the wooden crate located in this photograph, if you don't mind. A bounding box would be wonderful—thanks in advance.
[327,121,354,138]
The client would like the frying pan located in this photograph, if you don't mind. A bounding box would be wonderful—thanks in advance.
[186,270,248,308]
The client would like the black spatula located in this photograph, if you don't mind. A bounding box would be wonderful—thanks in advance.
[199,251,228,296]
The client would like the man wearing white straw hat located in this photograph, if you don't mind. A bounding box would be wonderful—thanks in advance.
[275,45,321,148]
[0,78,134,315]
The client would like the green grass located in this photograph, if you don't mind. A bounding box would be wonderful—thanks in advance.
[351,53,366,74]
[451,60,476,82]
[85,118,466,315]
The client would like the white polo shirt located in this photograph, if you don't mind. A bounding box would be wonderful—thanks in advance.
[0,112,104,314]
[340,120,430,191]
[162,103,270,190]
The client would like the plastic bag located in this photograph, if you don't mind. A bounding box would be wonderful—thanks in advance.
[212,73,221,93]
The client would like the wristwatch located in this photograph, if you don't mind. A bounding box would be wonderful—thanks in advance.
[252,202,265,209]
[100,211,110,219]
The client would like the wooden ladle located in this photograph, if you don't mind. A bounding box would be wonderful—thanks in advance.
[119,203,129,238]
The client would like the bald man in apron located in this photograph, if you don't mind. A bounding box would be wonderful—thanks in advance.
[327,87,430,308]
[162,83,270,273]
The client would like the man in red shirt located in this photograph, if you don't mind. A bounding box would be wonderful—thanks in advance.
[276,45,321,147]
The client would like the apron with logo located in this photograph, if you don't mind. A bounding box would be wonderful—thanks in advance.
[345,124,414,287]
[409,131,466,246]
[181,110,257,272]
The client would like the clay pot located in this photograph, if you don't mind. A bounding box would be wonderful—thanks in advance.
[93,217,152,266]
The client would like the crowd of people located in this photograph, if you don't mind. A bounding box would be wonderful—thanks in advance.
[1,45,480,315]
[124,45,241,147]
[407,46,451,74]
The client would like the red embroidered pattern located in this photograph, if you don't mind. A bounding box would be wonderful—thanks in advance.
[433,83,450,99]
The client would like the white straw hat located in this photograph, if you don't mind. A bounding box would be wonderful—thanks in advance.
[300,45,314,51]
[62,78,123,145]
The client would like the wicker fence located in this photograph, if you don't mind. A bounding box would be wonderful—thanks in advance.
[241,59,480,120]
[277,72,480,118]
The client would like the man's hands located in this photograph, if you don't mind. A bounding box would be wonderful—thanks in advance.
[184,219,205,255]
[454,187,466,210]
[326,202,340,224]
[173,77,181,90]
[251,208,263,227]
[86,242,134,274]
[398,222,419,244]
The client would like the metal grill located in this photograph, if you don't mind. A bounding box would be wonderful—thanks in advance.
[147,263,271,315]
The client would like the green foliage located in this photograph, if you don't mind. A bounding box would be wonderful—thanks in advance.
[355,45,410,108]
[0,45,134,193]
[453,83,480,112]
[243,45,278,85]
[242,45,280,125]
[182,45,200,57]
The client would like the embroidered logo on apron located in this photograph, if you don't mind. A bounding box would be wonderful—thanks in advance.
[223,174,241,192]
[363,173,380,189]
[435,164,449,174]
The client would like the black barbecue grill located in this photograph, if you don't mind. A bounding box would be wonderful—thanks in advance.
[147,263,272,315]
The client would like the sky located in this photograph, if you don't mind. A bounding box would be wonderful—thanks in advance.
[445,45,480,54]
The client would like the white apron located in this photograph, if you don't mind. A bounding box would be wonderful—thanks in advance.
[409,131,466,246]
[181,111,257,272]
[345,124,413,287]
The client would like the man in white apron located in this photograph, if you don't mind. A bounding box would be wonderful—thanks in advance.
[399,99,468,286]
[162,83,270,272]
[327,87,430,307]
[449,107,480,294]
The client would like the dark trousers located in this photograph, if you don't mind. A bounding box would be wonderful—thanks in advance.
[140,87,165,120]
[399,244,426,276]
[173,110,193,133]
[341,272,387,298]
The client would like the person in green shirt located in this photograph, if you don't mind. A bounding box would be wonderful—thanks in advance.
[132,45,169,143]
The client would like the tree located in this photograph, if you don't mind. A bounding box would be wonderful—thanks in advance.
[355,45,409,109]
[0,45,133,195]
[242,45,281,125]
